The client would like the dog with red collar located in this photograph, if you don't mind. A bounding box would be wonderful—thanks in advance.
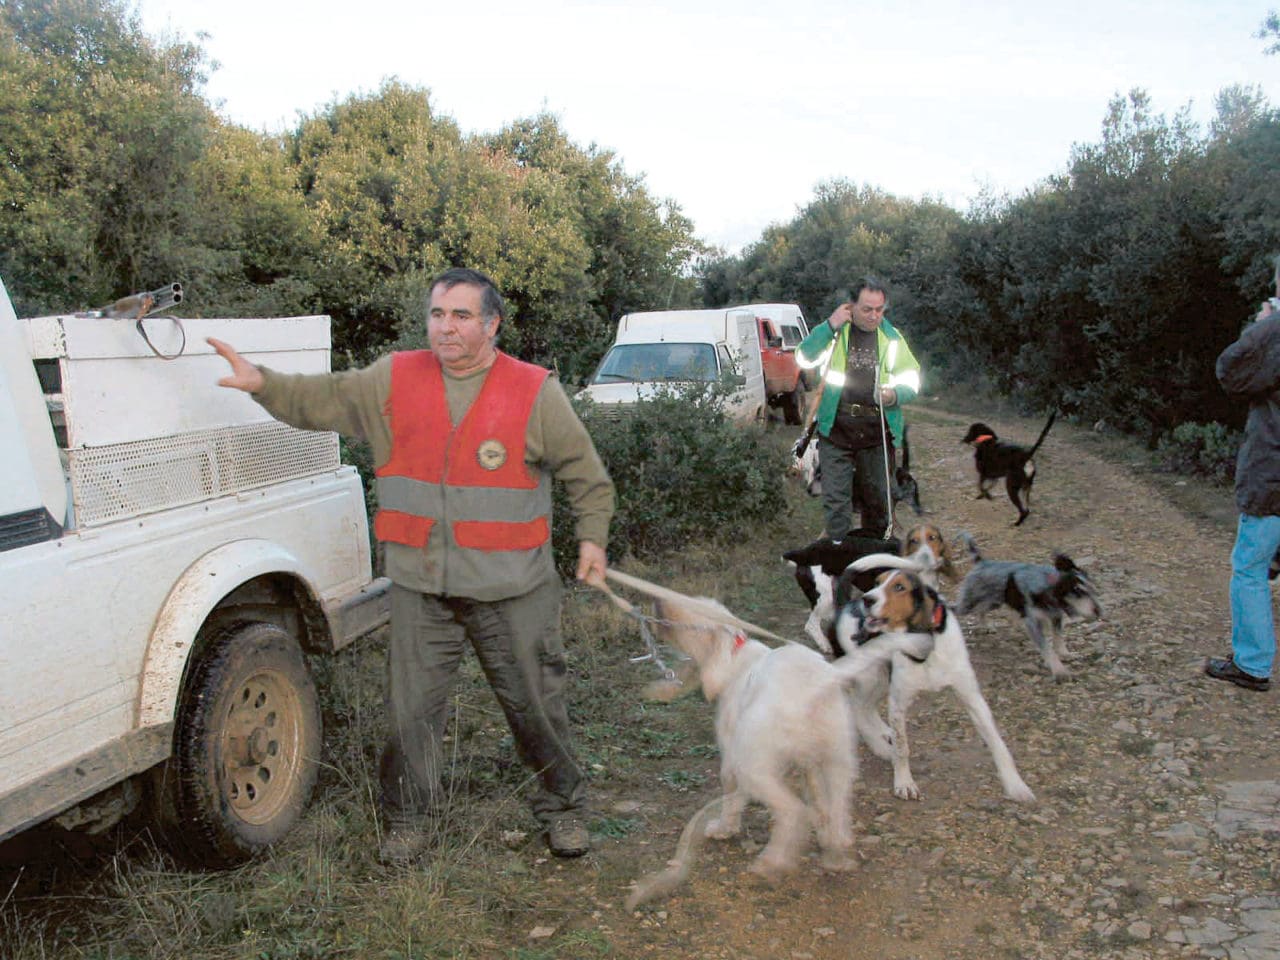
[623,594,932,907]
[835,562,1036,804]
[961,411,1057,526]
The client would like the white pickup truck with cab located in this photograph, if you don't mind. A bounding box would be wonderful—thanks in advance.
[0,276,389,867]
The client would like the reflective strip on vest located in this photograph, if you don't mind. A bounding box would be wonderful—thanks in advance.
[887,368,920,391]
[374,350,552,556]
[825,368,847,388]
[796,341,833,370]
[377,475,552,530]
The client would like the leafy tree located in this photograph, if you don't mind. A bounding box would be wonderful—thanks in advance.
[696,181,964,393]
[1258,9,1280,54]
[485,113,702,381]
[0,0,216,314]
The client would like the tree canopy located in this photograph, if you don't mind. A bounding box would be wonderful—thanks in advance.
[0,0,700,381]
[701,86,1280,446]
[6,0,1280,450]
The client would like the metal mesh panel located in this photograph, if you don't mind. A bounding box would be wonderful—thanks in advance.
[69,422,340,526]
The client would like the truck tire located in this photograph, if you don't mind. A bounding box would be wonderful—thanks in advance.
[781,385,805,425]
[164,621,321,867]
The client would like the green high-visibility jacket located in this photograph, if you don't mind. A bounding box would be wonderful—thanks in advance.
[796,316,921,447]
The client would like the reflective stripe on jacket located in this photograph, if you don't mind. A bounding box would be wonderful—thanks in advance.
[795,317,920,446]
[375,350,554,599]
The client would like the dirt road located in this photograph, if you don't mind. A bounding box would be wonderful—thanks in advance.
[536,403,1280,960]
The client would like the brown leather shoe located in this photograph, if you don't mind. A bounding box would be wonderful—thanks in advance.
[546,818,590,858]
[1204,656,1270,692]
[379,818,430,864]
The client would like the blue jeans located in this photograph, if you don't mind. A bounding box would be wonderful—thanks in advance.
[1228,513,1280,678]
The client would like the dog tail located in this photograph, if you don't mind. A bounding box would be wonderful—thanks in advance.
[625,792,737,910]
[901,423,912,472]
[957,531,983,564]
[1027,409,1058,458]
[828,630,934,683]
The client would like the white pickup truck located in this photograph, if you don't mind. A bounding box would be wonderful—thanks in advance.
[0,277,389,867]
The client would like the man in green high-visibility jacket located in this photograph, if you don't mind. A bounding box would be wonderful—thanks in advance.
[795,278,921,540]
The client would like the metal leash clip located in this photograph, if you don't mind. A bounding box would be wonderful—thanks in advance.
[625,607,679,682]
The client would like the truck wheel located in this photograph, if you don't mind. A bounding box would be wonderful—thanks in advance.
[782,385,805,425]
[164,621,321,868]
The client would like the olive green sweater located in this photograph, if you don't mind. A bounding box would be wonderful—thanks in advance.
[253,353,614,595]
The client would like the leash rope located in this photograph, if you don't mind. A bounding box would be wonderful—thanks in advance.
[590,569,800,683]
[874,349,895,541]
[622,603,682,682]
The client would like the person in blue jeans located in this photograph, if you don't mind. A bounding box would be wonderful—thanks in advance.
[1205,255,1280,692]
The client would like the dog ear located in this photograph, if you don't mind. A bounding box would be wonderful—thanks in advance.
[908,585,947,632]
[938,536,959,580]
[1052,554,1077,572]
[903,577,933,632]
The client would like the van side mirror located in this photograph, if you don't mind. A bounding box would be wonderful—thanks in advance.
[730,373,746,387]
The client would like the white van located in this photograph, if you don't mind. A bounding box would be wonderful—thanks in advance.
[579,307,767,422]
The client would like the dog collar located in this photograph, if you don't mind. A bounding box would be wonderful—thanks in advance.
[973,434,994,444]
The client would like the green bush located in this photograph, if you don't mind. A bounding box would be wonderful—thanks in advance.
[552,382,787,574]
[1155,421,1241,484]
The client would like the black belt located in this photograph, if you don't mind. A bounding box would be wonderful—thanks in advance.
[839,403,881,418]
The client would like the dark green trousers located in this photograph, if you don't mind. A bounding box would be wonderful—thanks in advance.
[379,578,585,827]
[817,435,895,538]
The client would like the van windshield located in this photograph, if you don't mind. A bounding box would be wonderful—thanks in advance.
[590,343,718,383]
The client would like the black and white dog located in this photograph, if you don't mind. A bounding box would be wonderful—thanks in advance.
[782,530,901,652]
[829,562,1036,803]
[960,412,1057,526]
[784,522,954,657]
[954,532,1103,680]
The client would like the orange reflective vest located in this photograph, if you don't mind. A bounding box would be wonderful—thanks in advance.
[374,350,553,597]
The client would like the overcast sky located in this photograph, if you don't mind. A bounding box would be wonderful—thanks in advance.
[136,0,1280,253]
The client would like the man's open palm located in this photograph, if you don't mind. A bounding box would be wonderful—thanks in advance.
[207,337,265,393]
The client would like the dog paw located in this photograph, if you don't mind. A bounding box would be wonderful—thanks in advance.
[892,780,922,801]
[862,732,894,760]
[819,849,857,872]
[704,818,739,840]
[749,852,796,881]
[1050,666,1072,683]
[1005,781,1037,804]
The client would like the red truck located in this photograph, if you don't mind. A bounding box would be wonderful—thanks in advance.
[747,304,811,424]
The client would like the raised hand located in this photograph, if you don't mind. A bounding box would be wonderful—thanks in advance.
[206,337,265,393]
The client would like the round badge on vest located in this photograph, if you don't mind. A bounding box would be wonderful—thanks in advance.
[477,439,508,470]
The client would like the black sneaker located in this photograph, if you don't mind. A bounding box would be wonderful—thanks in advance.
[1204,656,1271,692]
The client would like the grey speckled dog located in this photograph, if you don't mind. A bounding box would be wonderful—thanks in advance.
[955,533,1103,681]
